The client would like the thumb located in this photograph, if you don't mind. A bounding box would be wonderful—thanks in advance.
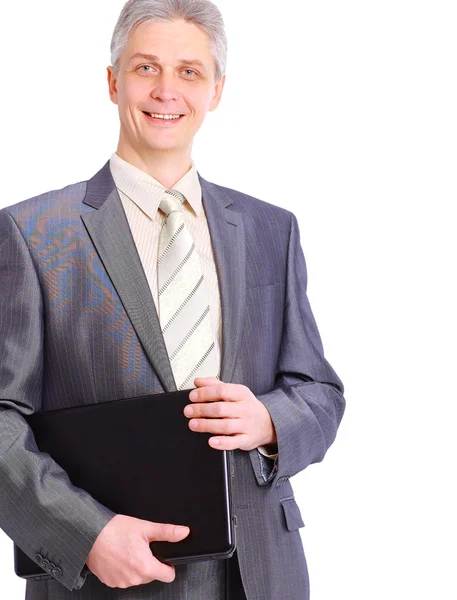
[194,377,221,387]
[144,521,190,543]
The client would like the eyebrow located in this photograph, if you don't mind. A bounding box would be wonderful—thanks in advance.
[128,53,208,73]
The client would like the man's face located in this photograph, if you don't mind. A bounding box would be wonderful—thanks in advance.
[107,19,225,158]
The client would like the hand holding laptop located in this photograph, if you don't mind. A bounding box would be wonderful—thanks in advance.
[14,389,236,581]
[185,377,277,451]
[86,514,190,588]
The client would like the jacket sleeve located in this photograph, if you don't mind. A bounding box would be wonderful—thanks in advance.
[0,209,116,592]
[249,211,346,487]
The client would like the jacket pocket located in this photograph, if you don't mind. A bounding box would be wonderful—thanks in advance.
[280,497,305,531]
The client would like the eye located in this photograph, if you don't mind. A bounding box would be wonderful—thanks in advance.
[138,65,154,74]
[182,69,197,78]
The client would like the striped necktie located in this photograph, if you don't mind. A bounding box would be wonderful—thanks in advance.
[157,189,219,390]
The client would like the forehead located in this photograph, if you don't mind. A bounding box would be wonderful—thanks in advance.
[124,19,213,64]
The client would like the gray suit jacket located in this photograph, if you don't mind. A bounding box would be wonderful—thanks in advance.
[0,161,345,600]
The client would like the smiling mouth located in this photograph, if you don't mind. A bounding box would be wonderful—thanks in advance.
[143,111,185,122]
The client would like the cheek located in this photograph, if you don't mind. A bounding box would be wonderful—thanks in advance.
[189,89,215,116]
[117,82,146,113]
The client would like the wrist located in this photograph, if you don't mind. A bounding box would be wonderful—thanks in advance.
[261,419,277,448]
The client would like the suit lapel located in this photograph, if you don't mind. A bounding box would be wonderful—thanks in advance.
[80,161,246,391]
[199,176,246,385]
[81,162,177,393]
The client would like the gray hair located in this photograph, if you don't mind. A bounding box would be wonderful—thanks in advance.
[110,0,227,82]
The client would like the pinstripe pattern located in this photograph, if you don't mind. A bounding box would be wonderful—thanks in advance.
[0,161,345,600]
[26,559,227,600]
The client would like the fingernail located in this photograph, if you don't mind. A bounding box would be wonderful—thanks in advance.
[184,406,193,417]
[189,391,197,401]
[175,526,189,534]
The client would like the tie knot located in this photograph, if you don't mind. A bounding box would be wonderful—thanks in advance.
[159,189,185,216]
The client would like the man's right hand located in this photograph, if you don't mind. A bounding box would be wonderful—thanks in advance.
[86,514,190,588]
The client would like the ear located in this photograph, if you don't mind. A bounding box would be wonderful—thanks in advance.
[209,74,226,112]
[107,66,119,105]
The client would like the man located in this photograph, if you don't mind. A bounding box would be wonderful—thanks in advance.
[0,0,345,599]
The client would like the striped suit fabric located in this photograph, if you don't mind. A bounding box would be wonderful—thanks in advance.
[0,161,345,599]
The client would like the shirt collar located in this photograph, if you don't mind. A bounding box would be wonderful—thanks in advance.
[109,152,203,220]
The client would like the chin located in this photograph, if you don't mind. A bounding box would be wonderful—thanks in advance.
[143,136,188,151]
[147,139,182,149]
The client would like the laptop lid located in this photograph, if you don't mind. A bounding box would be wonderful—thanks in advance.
[14,389,236,580]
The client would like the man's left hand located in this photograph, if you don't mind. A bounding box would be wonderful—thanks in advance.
[184,377,277,451]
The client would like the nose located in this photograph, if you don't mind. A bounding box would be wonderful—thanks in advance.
[150,69,181,102]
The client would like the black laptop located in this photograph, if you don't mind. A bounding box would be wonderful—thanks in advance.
[14,389,236,580]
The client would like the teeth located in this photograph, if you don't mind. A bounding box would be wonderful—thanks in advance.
[149,113,181,120]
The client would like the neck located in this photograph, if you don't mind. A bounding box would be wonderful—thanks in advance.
[116,144,193,189]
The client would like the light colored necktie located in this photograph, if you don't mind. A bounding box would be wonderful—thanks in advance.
[157,189,219,390]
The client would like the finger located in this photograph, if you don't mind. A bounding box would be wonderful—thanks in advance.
[193,377,220,387]
[145,522,190,543]
[189,385,221,403]
[184,401,241,419]
[188,418,242,436]
[149,556,176,584]
[208,434,250,451]
[189,382,242,404]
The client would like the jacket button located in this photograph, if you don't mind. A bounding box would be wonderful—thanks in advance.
[35,554,43,564]
[41,559,50,570]
[51,568,62,578]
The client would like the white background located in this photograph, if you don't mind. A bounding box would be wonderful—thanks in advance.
[1,1,456,598]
